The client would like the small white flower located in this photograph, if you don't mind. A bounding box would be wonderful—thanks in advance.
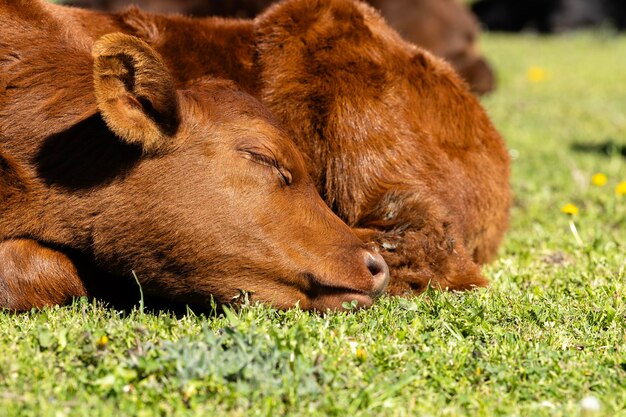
[580,396,601,416]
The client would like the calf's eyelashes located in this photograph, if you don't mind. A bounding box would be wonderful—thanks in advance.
[238,148,293,186]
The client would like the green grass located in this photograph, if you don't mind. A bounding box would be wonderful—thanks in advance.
[1,33,625,416]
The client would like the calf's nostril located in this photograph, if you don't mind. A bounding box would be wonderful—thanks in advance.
[364,251,390,295]
[366,253,383,276]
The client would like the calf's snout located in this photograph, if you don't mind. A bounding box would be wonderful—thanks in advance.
[363,249,389,297]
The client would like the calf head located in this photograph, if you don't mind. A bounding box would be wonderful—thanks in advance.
[0,28,388,310]
[253,0,510,291]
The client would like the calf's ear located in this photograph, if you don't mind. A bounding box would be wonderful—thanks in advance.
[92,33,180,154]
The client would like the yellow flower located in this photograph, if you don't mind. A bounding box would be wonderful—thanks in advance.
[591,173,607,187]
[527,66,546,83]
[561,203,579,216]
[355,348,368,362]
[96,335,109,349]
[616,181,626,196]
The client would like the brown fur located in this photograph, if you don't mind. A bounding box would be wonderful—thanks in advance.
[0,239,87,310]
[64,0,495,94]
[0,0,390,311]
[47,0,510,295]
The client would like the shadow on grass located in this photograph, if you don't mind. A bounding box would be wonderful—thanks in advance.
[47,246,224,319]
[571,139,626,158]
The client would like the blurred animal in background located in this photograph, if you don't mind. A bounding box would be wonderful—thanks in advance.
[471,0,626,33]
[64,0,496,94]
[65,0,270,16]
[368,0,495,95]
[470,0,558,33]
[604,0,626,30]
[50,0,511,295]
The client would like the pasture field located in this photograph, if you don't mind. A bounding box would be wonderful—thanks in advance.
[1,33,625,417]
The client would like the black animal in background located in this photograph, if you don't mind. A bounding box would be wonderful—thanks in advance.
[64,0,267,16]
[471,0,626,33]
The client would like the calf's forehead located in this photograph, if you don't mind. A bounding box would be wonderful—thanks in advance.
[179,86,297,153]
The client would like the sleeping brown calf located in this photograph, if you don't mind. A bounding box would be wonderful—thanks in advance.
[64,0,495,95]
[0,0,389,311]
[50,0,511,295]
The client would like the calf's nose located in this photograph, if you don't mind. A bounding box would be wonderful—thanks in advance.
[363,250,389,296]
